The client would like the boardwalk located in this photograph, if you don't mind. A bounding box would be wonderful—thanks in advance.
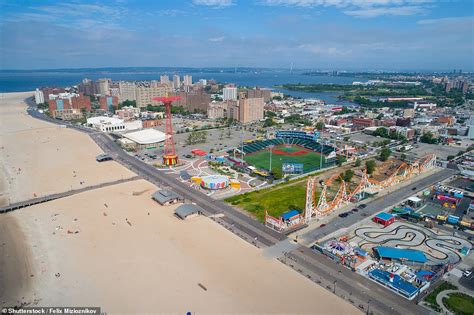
[0,176,140,213]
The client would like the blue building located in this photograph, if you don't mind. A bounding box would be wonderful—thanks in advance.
[375,246,428,264]
[369,269,420,299]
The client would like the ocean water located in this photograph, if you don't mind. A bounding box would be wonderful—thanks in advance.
[0,68,357,105]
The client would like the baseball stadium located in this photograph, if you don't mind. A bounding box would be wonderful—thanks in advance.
[240,131,336,174]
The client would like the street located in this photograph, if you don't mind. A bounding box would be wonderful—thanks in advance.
[26,99,438,315]
[301,168,456,243]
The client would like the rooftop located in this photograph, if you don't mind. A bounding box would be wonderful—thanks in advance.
[152,189,180,204]
[375,212,394,221]
[175,204,204,220]
[369,269,419,298]
[281,210,300,220]
[123,129,166,145]
[87,116,124,125]
[375,246,427,263]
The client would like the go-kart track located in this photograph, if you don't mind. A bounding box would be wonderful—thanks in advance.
[354,222,472,265]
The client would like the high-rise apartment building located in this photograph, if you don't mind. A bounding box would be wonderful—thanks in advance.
[34,88,44,104]
[226,100,239,121]
[78,78,94,96]
[207,101,227,119]
[223,87,237,101]
[183,75,192,86]
[243,88,272,102]
[96,78,110,96]
[118,81,137,102]
[136,83,173,107]
[160,75,170,85]
[238,97,264,123]
[172,75,181,89]
[178,91,211,113]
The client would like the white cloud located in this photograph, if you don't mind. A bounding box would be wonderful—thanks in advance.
[192,0,235,7]
[157,9,185,17]
[209,36,226,42]
[260,0,435,17]
[417,16,474,25]
[345,5,427,18]
[298,44,352,56]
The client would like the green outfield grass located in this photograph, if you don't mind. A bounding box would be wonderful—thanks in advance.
[244,145,325,172]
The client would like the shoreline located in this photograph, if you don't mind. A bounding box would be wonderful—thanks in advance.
[0,214,34,307]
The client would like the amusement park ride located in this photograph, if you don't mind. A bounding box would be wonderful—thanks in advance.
[303,154,437,222]
[152,96,180,166]
[264,154,437,232]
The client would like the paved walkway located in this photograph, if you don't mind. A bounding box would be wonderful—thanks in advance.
[436,289,458,315]
[435,288,474,315]
[0,176,140,213]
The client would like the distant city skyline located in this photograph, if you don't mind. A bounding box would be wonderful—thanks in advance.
[0,0,473,70]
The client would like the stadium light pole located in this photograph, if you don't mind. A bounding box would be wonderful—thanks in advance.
[320,132,324,170]
[269,145,274,172]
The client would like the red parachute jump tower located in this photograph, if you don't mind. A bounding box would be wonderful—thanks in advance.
[152,96,181,166]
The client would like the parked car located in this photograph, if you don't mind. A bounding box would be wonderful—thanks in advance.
[358,204,367,209]
[412,187,417,191]
[319,224,327,228]
[464,270,472,277]
[351,208,359,212]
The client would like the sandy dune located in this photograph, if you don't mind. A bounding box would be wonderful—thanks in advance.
[0,92,359,314]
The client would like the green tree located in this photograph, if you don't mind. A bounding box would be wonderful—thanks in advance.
[380,147,392,161]
[400,153,407,161]
[354,158,361,167]
[272,167,283,180]
[315,121,325,131]
[420,131,438,144]
[366,160,376,174]
[336,155,345,167]
[344,169,355,183]
[263,118,276,127]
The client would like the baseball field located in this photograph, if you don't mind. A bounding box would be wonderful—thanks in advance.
[243,144,324,173]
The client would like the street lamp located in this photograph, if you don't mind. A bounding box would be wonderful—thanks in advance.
[366,299,371,315]
[333,279,337,293]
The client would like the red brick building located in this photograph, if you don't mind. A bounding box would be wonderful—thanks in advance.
[142,119,161,128]
[41,87,66,101]
[99,96,119,111]
[71,95,91,111]
[48,95,91,116]
[352,117,374,128]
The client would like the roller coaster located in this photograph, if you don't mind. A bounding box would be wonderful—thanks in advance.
[304,154,437,221]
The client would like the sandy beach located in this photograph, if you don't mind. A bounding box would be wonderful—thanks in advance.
[0,92,135,206]
[0,92,359,314]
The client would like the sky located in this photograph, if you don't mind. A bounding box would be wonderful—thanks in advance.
[0,0,473,71]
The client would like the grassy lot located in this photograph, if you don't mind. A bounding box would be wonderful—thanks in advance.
[225,181,309,222]
[424,281,458,312]
[244,146,324,172]
[443,293,474,315]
